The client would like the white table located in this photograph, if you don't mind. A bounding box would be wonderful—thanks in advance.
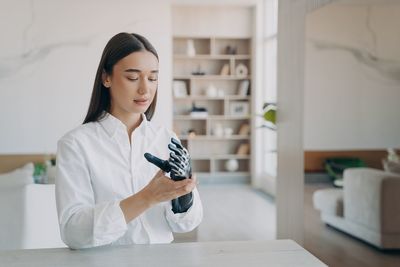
[0,240,327,267]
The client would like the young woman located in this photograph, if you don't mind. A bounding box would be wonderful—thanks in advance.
[55,33,203,249]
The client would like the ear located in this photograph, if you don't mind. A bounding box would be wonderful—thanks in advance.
[102,70,111,88]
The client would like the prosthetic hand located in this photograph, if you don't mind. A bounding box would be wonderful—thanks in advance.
[144,138,193,213]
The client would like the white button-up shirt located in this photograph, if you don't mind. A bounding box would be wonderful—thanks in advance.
[56,113,203,249]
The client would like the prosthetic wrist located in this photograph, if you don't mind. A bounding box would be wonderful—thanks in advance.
[144,138,193,213]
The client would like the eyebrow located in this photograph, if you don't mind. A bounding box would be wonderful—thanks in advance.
[124,68,158,73]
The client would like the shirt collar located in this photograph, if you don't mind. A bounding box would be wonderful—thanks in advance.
[99,112,148,138]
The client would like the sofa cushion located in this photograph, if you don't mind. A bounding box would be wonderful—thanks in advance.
[313,189,343,217]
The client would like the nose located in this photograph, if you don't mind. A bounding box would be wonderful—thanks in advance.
[138,78,150,95]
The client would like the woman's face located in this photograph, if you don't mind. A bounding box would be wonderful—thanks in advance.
[104,50,159,116]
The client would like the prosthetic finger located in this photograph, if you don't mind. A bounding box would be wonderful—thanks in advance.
[170,152,188,166]
[170,138,190,157]
[144,153,171,173]
[171,137,184,150]
[168,143,184,157]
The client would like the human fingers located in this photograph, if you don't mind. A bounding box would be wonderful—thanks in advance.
[174,182,196,198]
[170,178,193,189]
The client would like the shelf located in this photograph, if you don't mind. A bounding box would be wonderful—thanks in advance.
[194,171,250,177]
[212,172,251,177]
[174,54,251,60]
[193,172,213,177]
[174,115,251,120]
[173,34,252,180]
[191,155,250,160]
[173,75,250,80]
[190,156,213,160]
[174,96,250,101]
[210,115,251,120]
[180,135,250,140]
[174,116,207,120]
[173,35,251,39]
[212,154,250,159]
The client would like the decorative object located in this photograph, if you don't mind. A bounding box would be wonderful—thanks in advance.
[33,162,48,184]
[261,103,277,130]
[236,143,250,155]
[220,64,230,76]
[188,129,196,138]
[230,101,249,116]
[205,84,218,98]
[387,148,400,163]
[225,45,237,55]
[238,123,250,135]
[191,65,205,75]
[324,157,366,187]
[186,39,196,57]
[235,63,248,77]
[237,80,250,96]
[382,148,400,174]
[190,103,208,118]
[45,159,57,184]
[173,81,188,98]
[224,127,233,137]
[225,159,239,172]
[212,123,224,137]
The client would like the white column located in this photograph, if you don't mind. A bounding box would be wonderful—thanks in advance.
[276,0,307,244]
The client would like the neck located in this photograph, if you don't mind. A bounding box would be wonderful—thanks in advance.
[110,109,142,138]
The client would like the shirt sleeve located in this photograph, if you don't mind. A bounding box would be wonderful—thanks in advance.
[55,137,127,249]
[165,187,203,233]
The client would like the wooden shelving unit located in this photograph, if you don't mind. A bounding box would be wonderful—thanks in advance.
[172,36,252,182]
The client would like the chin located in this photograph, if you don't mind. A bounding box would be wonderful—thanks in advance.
[130,106,149,114]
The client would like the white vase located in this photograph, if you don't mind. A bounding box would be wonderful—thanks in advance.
[206,84,217,97]
[225,159,239,172]
[224,127,233,137]
[213,123,224,137]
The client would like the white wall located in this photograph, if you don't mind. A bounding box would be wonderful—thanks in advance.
[304,2,400,150]
[172,5,253,37]
[0,0,172,154]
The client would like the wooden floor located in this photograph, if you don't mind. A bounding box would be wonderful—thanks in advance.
[186,183,400,266]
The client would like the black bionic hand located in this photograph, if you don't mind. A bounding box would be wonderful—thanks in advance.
[144,138,193,213]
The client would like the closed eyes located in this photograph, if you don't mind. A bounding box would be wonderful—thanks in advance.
[127,76,158,82]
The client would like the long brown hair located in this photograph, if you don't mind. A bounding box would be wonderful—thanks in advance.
[83,33,159,124]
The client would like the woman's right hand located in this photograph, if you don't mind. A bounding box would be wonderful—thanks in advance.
[140,170,196,207]
[120,170,197,223]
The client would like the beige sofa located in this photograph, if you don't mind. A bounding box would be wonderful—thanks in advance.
[313,168,400,249]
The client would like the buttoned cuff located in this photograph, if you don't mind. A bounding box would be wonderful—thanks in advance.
[165,198,196,222]
[165,189,203,233]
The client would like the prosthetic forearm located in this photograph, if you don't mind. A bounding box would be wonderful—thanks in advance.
[144,138,193,213]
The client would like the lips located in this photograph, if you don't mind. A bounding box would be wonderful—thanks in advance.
[133,98,149,106]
